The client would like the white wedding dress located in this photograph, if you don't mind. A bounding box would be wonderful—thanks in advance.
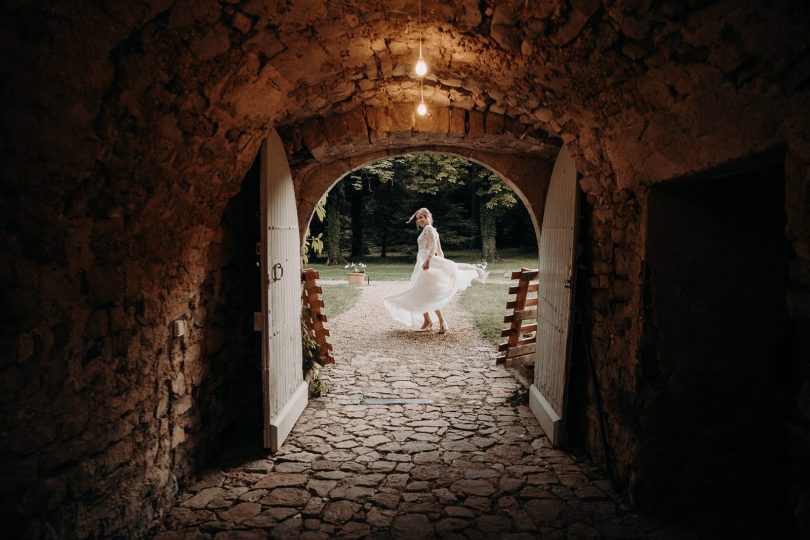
[384,224,487,327]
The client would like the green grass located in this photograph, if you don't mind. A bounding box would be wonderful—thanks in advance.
[321,284,362,318]
[458,282,512,346]
[305,247,538,282]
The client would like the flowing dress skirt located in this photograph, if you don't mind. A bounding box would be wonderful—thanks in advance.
[383,255,487,327]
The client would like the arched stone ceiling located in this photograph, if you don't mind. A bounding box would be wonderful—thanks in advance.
[274,104,561,237]
[4,1,806,179]
[1,0,807,260]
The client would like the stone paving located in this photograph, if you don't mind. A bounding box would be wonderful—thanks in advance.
[155,282,686,539]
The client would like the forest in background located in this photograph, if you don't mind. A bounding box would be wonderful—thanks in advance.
[307,153,537,264]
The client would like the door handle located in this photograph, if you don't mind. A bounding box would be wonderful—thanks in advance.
[272,263,284,281]
[564,278,572,289]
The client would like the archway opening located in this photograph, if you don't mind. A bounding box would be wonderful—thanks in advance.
[302,150,540,384]
[306,151,538,267]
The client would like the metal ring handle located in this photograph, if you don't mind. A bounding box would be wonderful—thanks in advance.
[272,263,284,281]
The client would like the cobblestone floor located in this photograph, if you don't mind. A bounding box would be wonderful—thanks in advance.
[155,282,693,539]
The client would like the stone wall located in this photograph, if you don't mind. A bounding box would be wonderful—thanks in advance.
[0,153,261,537]
[574,141,808,534]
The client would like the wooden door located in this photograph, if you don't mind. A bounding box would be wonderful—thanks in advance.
[530,145,579,447]
[260,129,307,451]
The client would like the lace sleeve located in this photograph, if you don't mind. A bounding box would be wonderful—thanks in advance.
[424,225,438,256]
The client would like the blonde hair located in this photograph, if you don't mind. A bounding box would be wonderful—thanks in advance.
[406,208,433,227]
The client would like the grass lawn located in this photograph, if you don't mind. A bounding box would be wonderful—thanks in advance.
[321,284,362,319]
[458,282,512,346]
[313,248,530,344]
[306,247,538,282]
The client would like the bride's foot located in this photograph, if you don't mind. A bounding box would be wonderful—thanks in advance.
[417,322,433,332]
[438,321,449,334]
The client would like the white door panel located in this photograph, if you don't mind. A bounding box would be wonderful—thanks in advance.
[530,145,579,447]
[260,130,307,451]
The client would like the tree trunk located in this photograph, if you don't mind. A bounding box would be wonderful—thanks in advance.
[470,178,479,249]
[380,227,388,257]
[350,183,364,257]
[480,205,500,262]
[325,185,345,266]
[379,181,391,258]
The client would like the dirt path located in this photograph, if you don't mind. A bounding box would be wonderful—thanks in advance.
[323,281,506,405]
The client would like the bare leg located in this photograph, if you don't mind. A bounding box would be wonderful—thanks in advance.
[419,312,432,330]
[435,310,448,333]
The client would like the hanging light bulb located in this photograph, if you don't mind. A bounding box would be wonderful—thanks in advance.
[415,58,427,77]
[414,0,428,117]
[415,0,428,77]
[416,76,427,116]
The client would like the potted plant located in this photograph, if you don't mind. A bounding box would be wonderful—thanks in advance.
[344,261,367,285]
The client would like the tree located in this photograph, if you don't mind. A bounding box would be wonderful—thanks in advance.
[475,168,517,262]
[301,194,326,264]
[335,152,528,260]
[394,153,475,249]
[347,172,366,257]
[325,183,345,265]
[357,159,400,257]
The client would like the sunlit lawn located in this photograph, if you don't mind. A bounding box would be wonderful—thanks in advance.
[321,284,362,319]
[458,283,512,346]
[306,247,538,282]
[314,248,530,345]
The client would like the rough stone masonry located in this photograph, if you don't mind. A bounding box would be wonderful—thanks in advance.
[1,0,808,537]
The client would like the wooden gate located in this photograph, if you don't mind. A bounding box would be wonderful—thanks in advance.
[530,145,579,447]
[497,268,539,384]
[301,268,334,365]
[260,129,308,451]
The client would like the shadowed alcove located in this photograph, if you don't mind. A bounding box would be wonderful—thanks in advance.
[639,149,794,534]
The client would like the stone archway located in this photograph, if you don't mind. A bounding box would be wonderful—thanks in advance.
[277,105,562,244]
[268,108,581,446]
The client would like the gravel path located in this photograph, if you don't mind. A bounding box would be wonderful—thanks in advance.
[324,281,502,404]
[156,282,691,539]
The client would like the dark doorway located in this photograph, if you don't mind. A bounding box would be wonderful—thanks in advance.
[639,150,794,534]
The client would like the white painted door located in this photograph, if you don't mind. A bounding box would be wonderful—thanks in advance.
[529,145,579,447]
[260,129,307,451]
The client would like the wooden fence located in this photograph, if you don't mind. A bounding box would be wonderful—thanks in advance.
[496,268,539,384]
[301,269,334,364]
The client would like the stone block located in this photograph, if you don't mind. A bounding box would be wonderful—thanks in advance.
[552,0,600,45]
[492,24,522,52]
[86,266,122,305]
[174,394,192,416]
[386,103,416,138]
[88,309,109,338]
[323,110,369,153]
[414,106,449,135]
[448,108,466,138]
[365,106,391,139]
[170,372,187,397]
[468,110,485,137]
[504,116,525,139]
[612,279,634,301]
[299,119,328,160]
[172,425,186,448]
[485,112,505,137]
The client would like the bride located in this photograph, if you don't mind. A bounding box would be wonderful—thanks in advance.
[383,208,487,333]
